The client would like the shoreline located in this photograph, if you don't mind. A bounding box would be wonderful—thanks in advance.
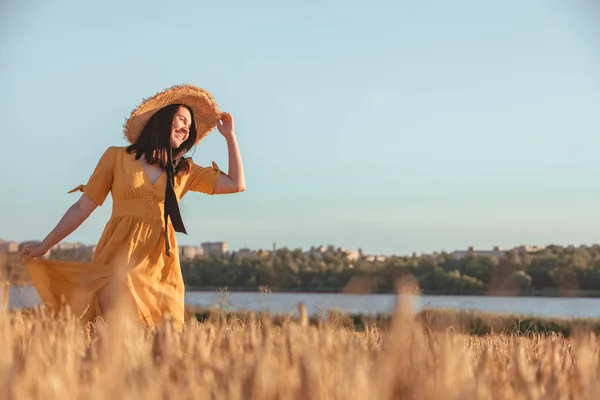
[9,305,600,337]
[8,301,600,337]
[9,283,600,298]
[185,306,600,337]
[183,286,600,298]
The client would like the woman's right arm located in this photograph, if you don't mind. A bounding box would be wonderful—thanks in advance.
[20,146,116,264]
[19,194,98,263]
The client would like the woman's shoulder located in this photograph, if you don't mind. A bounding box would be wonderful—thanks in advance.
[91,146,130,166]
[101,145,129,158]
[107,145,129,153]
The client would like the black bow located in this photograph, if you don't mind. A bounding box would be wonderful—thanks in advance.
[163,146,187,257]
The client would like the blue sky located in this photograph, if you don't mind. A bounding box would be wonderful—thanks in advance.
[1,0,599,255]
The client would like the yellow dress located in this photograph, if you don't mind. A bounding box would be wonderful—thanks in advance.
[25,146,221,328]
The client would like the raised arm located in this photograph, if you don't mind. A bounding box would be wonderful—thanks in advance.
[20,146,116,263]
[213,112,246,194]
[20,194,98,263]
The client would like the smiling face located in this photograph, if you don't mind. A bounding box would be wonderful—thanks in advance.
[170,106,192,148]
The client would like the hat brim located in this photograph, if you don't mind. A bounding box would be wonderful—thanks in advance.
[123,84,221,145]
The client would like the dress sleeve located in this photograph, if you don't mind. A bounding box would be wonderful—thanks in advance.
[182,160,222,195]
[67,147,116,206]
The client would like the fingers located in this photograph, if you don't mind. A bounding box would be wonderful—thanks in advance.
[19,245,39,264]
[216,112,233,133]
[20,249,30,264]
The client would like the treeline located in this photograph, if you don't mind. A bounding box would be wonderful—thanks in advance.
[179,245,600,296]
[5,244,600,296]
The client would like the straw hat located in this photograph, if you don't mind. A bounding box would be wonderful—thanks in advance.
[123,83,221,145]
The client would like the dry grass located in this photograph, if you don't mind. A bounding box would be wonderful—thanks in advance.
[2,291,600,399]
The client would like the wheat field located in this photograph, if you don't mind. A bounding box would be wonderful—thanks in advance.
[2,289,600,400]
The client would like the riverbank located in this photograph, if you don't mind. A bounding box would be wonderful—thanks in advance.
[185,305,600,337]
[9,305,599,337]
[183,286,600,298]
[8,281,600,298]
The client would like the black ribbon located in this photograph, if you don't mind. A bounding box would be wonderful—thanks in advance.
[163,146,187,257]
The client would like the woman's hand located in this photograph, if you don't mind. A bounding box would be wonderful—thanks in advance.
[212,112,245,194]
[18,193,97,264]
[216,112,235,140]
[19,242,50,264]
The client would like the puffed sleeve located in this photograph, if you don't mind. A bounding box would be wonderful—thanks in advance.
[182,160,222,195]
[67,147,116,206]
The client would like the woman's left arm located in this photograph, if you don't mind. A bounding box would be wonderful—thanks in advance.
[214,112,246,194]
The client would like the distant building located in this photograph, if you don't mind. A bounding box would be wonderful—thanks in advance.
[201,241,227,256]
[43,243,95,260]
[51,242,86,251]
[0,241,19,254]
[233,248,257,259]
[302,246,363,261]
[515,245,542,253]
[179,245,203,259]
[453,245,543,260]
[364,255,387,262]
[82,245,97,259]
[340,249,361,261]
[453,246,506,260]
[304,246,324,260]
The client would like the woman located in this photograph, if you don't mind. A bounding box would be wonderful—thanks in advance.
[19,84,245,329]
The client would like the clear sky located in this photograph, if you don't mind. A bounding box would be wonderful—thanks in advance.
[1,0,599,255]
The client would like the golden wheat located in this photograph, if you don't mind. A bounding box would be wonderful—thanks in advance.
[2,291,600,400]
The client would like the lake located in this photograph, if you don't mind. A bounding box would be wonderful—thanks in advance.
[6,285,600,319]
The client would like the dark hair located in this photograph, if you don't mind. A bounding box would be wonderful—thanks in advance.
[126,104,196,175]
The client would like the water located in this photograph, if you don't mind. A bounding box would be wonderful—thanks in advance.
[6,285,600,319]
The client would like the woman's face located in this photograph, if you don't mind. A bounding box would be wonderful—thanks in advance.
[170,106,192,148]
